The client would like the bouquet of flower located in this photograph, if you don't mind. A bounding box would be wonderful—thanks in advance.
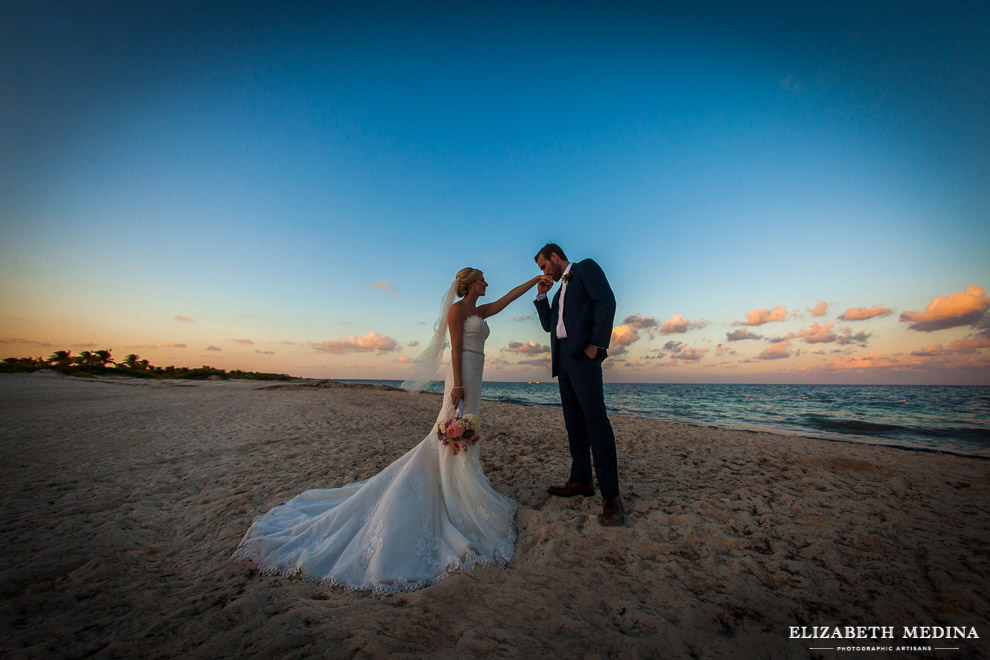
[436,413,481,454]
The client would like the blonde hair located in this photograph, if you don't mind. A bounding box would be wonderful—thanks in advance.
[455,267,484,297]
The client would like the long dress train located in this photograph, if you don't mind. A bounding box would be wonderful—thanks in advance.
[233,315,516,593]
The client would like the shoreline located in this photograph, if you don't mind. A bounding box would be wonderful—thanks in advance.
[2,374,988,658]
[8,371,989,461]
[331,377,990,461]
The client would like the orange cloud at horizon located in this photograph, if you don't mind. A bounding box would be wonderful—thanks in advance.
[900,285,989,331]
[820,352,923,371]
[732,306,789,326]
[622,314,658,329]
[807,300,830,317]
[672,347,709,363]
[950,336,990,353]
[796,322,837,344]
[659,314,708,334]
[502,340,549,354]
[910,336,990,357]
[314,332,399,355]
[839,305,894,321]
[726,328,763,341]
[609,324,640,356]
[758,340,792,360]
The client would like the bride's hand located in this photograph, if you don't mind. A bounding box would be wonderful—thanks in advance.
[536,275,553,296]
[450,387,464,409]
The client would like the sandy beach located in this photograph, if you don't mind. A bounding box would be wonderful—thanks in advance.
[1,372,987,659]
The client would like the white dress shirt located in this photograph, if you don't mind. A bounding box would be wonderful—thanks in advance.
[555,263,573,339]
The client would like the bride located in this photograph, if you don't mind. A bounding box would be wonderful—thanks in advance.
[234,268,546,593]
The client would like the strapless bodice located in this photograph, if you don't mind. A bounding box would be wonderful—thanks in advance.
[463,315,489,354]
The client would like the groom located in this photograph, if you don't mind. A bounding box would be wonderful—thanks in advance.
[533,243,623,526]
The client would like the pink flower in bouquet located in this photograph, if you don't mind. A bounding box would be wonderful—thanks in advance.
[436,414,481,454]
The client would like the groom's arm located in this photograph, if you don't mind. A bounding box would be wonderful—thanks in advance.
[582,259,616,351]
[534,295,554,333]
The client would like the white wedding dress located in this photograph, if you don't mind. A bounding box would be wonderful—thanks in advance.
[233,315,516,593]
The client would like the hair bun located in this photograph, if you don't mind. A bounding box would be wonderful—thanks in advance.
[455,267,483,297]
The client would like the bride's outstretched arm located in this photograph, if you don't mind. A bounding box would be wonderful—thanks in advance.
[478,275,548,318]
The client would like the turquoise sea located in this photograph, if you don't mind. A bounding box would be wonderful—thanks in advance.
[342,381,990,459]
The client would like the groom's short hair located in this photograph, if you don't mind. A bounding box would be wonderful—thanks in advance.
[535,243,567,262]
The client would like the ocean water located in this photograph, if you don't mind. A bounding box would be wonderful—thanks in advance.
[342,381,990,459]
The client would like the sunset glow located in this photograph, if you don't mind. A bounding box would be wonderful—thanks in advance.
[2,2,987,384]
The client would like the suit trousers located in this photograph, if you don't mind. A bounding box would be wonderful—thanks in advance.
[556,338,619,498]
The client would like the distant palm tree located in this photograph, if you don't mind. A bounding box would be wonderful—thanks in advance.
[121,354,140,369]
[94,349,113,367]
[48,350,73,367]
[78,351,97,366]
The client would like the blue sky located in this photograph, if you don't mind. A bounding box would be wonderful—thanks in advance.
[2,1,989,383]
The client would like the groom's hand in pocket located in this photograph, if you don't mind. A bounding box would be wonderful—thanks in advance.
[584,345,598,360]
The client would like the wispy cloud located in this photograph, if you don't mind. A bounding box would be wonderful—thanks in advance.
[314,332,400,355]
[517,355,551,367]
[174,315,194,322]
[839,305,894,321]
[732,306,789,326]
[255,349,274,355]
[911,336,990,357]
[780,72,806,93]
[370,281,398,298]
[819,352,920,371]
[951,336,990,353]
[659,314,708,335]
[836,327,872,346]
[72,341,98,348]
[726,328,763,341]
[900,285,989,332]
[0,337,55,347]
[233,339,255,345]
[206,345,222,351]
[911,344,945,357]
[408,340,420,347]
[514,315,532,322]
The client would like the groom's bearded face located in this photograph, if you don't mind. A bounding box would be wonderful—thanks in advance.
[537,254,566,282]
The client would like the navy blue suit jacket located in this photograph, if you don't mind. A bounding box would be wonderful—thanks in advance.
[534,258,616,378]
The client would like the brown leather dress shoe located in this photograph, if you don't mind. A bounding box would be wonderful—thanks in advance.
[547,481,595,497]
[599,495,624,526]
